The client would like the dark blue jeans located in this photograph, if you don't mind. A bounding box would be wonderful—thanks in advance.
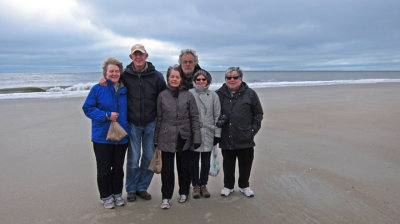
[125,121,156,193]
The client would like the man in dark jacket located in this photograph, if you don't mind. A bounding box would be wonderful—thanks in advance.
[216,67,263,198]
[178,49,202,90]
[123,44,166,202]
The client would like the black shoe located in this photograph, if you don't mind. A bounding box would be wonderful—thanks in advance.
[136,191,152,200]
[127,192,136,202]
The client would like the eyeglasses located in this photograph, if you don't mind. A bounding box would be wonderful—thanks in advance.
[183,60,194,64]
[196,78,207,82]
[225,76,239,80]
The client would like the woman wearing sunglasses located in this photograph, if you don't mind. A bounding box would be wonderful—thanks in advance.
[188,69,221,199]
[216,67,264,198]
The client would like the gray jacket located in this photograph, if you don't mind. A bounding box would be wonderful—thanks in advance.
[154,87,201,153]
[189,83,221,152]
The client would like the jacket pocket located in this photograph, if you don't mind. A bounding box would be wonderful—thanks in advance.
[238,126,254,140]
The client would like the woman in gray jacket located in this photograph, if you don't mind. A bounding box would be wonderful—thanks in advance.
[154,64,201,209]
[189,70,221,199]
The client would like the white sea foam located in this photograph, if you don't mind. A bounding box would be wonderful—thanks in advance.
[46,82,95,92]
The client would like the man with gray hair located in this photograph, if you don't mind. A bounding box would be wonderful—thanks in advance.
[216,66,263,198]
[178,49,202,90]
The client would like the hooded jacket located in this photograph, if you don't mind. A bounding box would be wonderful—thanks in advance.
[154,86,201,153]
[189,80,221,152]
[121,61,166,126]
[216,82,263,149]
[83,79,130,144]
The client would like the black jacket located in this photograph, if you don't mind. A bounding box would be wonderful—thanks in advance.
[216,82,263,149]
[121,61,166,126]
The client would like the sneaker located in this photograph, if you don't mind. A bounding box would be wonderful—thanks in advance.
[239,187,255,197]
[103,197,115,209]
[114,196,125,206]
[136,191,152,200]
[192,186,201,199]
[178,194,187,203]
[127,192,136,202]
[220,188,234,197]
[160,199,171,209]
[200,185,210,198]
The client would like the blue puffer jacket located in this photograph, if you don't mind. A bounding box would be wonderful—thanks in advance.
[82,79,130,144]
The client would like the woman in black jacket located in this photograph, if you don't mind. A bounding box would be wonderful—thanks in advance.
[216,67,263,198]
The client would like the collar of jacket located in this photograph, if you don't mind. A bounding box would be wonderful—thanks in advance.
[218,82,248,97]
[124,61,155,76]
[192,82,209,93]
[106,79,125,89]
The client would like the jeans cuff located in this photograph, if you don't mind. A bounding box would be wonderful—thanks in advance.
[101,195,113,201]
[113,193,122,198]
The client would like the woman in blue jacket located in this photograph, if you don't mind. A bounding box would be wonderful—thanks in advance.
[82,57,130,209]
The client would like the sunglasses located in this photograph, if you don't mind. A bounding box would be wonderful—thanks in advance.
[196,78,207,81]
[225,76,240,80]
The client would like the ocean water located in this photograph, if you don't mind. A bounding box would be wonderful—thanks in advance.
[0,71,400,100]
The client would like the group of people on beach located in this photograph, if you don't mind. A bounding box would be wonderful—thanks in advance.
[82,44,264,209]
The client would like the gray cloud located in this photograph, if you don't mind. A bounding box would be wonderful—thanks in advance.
[1,0,399,72]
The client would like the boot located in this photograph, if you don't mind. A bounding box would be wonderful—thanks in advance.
[192,186,201,199]
[201,185,210,198]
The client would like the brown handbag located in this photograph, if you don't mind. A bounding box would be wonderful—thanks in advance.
[106,121,128,141]
[148,147,162,174]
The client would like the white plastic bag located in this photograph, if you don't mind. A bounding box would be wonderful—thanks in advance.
[209,145,220,177]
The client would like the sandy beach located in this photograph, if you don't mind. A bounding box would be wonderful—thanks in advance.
[1,83,400,224]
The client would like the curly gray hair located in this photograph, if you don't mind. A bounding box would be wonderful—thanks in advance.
[178,49,199,65]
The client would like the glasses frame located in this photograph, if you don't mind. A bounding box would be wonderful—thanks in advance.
[225,76,240,80]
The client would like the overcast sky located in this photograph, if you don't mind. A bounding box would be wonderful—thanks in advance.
[1,0,399,72]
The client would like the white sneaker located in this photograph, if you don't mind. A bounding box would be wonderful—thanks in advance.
[103,197,115,209]
[220,188,234,197]
[160,199,171,209]
[114,196,125,206]
[239,187,254,197]
[178,194,187,203]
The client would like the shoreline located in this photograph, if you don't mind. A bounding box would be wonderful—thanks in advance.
[1,83,400,223]
[1,82,400,102]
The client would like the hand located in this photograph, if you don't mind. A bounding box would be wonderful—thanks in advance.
[213,137,220,146]
[193,143,201,149]
[109,112,119,121]
[99,77,107,86]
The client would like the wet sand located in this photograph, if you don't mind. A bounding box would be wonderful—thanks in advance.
[1,83,399,224]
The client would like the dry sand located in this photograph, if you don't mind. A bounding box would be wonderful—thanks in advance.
[1,83,399,224]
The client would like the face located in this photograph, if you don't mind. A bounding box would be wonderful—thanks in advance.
[105,64,120,84]
[225,71,242,92]
[195,74,207,87]
[181,54,195,76]
[129,51,148,71]
[168,70,182,88]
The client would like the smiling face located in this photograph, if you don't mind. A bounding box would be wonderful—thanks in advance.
[129,51,148,71]
[225,70,242,92]
[195,74,207,87]
[168,70,182,87]
[105,64,120,84]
